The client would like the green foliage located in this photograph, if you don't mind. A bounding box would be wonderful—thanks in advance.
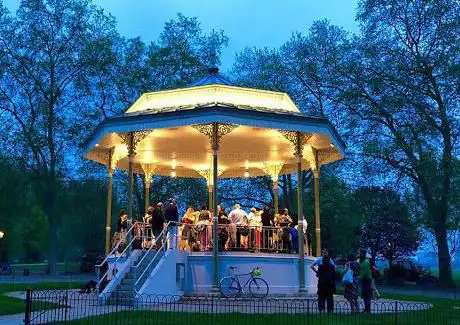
[0,1,227,267]
[20,205,49,263]
[232,0,459,286]
[305,172,361,257]
[355,187,419,264]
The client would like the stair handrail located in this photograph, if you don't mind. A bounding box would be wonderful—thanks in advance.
[96,221,146,291]
[133,221,177,293]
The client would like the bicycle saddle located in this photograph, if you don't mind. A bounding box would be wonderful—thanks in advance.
[229,266,238,270]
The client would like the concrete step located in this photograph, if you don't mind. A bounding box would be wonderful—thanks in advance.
[124,273,135,279]
[108,297,136,306]
[114,290,135,299]
[121,278,135,285]
[117,284,134,291]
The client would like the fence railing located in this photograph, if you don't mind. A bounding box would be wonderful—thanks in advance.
[179,223,308,254]
[23,289,451,325]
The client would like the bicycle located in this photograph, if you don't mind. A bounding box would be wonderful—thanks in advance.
[219,266,269,299]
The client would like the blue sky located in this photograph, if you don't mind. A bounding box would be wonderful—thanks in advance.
[3,0,359,70]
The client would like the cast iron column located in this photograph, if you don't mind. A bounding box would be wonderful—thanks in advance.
[314,168,321,257]
[296,132,306,293]
[127,132,135,256]
[144,180,151,216]
[208,184,214,211]
[212,122,219,292]
[105,168,113,256]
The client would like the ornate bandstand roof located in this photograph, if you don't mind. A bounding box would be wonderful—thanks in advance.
[83,68,345,181]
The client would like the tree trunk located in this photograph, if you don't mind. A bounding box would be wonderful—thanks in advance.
[44,177,57,275]
[434,220,454,287]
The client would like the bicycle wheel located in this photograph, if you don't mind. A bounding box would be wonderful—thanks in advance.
[249,277,269,299]
[220,276,241,298]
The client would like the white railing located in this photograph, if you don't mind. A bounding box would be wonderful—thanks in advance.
[133,221,177,293]
[95,221,139,292]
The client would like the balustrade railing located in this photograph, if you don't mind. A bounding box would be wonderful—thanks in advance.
[96,220,308,293]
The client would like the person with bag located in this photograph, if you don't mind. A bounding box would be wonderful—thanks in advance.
[317,255,336,313]
[343,253,360,312]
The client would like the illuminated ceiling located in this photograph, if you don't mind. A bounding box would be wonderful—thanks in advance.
[84,69,345,180]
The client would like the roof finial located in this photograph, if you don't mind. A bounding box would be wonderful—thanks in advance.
[208,48,219,74]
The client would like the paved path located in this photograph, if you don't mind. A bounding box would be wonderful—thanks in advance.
[0,290,432,325]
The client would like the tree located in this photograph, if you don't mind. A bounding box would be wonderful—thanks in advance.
[0,0,121,273]
[232,0,460,287]
[335,0,459,286]
[112,13,228,110]
[355,187,419,266]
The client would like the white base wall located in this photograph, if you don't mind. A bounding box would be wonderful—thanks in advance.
[138,250,188,296]
[186,253,318,295]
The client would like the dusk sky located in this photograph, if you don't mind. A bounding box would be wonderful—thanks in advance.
[3,0,359,70]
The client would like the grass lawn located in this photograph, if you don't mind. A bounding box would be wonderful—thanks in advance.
[63,293,459,325]
[0,282,83,316]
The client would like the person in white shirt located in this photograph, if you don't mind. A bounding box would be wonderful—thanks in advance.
[247,207,257,224]
[247,207,260,250]
[228,204,247,249]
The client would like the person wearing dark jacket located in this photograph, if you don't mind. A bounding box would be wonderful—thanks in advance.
[317,255,336,313]
[261,206,273,251]
[164,199,179,249]
[165,199,179,222]
[116,209,128,233]
[150,203,165,244]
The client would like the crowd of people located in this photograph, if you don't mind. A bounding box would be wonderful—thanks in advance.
[111,201,314,255]
[312,248,380,313]
[111,202,381,312]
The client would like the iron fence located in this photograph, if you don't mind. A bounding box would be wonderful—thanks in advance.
[23,289,459,325]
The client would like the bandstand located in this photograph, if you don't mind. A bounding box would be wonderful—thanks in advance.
[83,67,345,296]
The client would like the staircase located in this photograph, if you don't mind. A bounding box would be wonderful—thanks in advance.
[109,249,166,305]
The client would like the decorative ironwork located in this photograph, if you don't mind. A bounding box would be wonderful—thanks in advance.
[119,130,153,155]
[303,146,317,171]
[141,164,157,184]
[262,162,284,181]
[317,148,341,169]
[196,168,225,185]
[278,130,312,157]
[192,123,238,148]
